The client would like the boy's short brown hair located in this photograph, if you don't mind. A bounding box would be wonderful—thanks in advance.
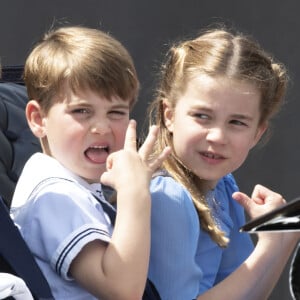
[24,26,139,113]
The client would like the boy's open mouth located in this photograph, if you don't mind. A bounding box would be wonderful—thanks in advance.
[85,146,109,163]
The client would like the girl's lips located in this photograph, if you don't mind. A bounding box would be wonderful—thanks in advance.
[201,151,224,159]
[84,145,109,164]
[200,151,225,163]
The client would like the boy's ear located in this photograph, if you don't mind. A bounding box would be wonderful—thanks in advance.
[163,100,174,132]
[26,100,46,138]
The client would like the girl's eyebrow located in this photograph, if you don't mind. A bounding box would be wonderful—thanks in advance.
[231,114,254,121]
[192,107,255,121]
[191,105,255,121]
[190,105,211,112]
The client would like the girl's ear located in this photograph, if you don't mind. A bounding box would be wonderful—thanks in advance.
[26,100,46,138]
[163,100,174,132]
[251,122,268,148]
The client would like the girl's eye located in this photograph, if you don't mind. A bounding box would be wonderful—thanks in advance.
[230,120,248,127]
[194,113,209,120]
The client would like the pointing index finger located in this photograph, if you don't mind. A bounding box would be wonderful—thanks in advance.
[123,119,137,151]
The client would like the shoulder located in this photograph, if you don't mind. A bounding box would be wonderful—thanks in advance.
[215,173,239,199]
[12,153,60,204]
[12,153,91,208]
[31,179,97,218]
[150,174,199,224]
[12,175,99,230]
[151,174,190,204]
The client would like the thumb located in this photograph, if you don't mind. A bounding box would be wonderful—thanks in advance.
[105,153,113,170]
[100,171,109,186]
[232,191,253,214]
[100,154,114,187]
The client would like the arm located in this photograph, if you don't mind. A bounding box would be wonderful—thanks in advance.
[149,178,203,299]
[70,120,170,300]
[197,184,299,300]
[213,175,254,284]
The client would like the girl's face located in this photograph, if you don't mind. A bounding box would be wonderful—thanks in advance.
[164,75,266,188]
[28,88,130,183]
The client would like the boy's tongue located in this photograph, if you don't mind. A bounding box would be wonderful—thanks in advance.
[85,148,108,163]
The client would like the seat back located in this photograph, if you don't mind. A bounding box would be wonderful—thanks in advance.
[0,197,53,299]
[0,80,41,207]
[0,65,24,85]
[0,72,52,299]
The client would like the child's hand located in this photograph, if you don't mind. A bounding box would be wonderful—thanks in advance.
[233,185,300,244]
[232,184,286,220]
[100,120,170,190]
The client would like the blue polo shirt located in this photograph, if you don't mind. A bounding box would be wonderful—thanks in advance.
[148,173,253,300]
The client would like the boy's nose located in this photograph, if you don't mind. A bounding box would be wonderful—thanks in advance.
[91,120,111,134]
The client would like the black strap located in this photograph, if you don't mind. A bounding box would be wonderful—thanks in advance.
[95,195,161,300]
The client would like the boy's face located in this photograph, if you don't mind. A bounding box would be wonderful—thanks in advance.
[36,88,130,183]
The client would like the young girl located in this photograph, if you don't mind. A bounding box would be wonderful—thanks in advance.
[147,28,300,300]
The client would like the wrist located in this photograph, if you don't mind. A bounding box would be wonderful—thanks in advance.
[257,231,299,253]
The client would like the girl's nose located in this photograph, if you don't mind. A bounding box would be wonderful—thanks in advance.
[206,127,227,144]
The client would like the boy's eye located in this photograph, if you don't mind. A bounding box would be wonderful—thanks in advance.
[72,108,90,114]
[109,110,128,119]
[110,110,126,115]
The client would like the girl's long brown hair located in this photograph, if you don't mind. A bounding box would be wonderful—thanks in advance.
[148,28,288,247]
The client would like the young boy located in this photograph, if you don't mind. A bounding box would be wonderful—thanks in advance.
[10,26,169,300]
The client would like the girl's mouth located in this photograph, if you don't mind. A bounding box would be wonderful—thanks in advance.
[202,152,222,159]
[201,151,225,161]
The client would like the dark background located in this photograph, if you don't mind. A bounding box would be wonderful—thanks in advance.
[1,1,299,299]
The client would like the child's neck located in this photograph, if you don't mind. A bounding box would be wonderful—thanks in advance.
[195,177,217,194]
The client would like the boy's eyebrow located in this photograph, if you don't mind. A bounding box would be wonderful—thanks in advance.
[110,103,130,109]
[68,100,130,109]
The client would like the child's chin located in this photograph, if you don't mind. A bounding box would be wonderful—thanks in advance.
[81,172,104,184]
[84,177,101,184]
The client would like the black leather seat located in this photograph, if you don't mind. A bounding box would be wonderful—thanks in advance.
[0,69,52,299]
[0,196,53,299]
[0,80,41,207]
